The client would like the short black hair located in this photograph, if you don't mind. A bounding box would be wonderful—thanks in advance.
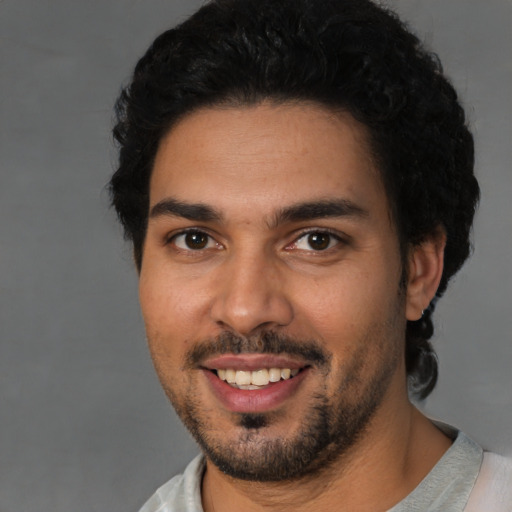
[110,0,480,399]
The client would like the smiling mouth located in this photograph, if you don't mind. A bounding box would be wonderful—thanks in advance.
[213,367,304,390]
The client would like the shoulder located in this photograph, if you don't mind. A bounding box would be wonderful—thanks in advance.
[138,455,205,512]
[465,452,512,511]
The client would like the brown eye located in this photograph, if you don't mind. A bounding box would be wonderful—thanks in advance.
[307,232,331,250]
[185,232,208,249]
[291,231,341,252]
[173,231,213,250]
[185,233,208,249]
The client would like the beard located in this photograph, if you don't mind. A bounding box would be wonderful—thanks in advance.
[158,328,401,482]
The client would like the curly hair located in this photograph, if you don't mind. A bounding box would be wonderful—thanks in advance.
[110,0,479,399]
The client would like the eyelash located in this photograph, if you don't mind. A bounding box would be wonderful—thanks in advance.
[166,227,347,253]
[288,229,346,252]
[167,228,222,252]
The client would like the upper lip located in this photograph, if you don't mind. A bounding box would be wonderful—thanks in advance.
[201,354,308,372]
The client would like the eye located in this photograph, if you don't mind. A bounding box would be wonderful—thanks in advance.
[292,231,341,251]
[171,230,218,251]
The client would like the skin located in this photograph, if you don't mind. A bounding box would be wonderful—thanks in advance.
[139,102,450,511]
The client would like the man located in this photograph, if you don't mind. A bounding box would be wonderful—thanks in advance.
[110,0,511,510]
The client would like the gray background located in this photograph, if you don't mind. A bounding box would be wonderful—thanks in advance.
[1,1,510,510]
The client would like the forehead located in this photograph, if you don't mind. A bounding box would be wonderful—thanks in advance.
[150,102,387,220]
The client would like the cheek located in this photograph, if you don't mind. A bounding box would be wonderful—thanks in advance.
[139,278,181,361]
[139,268,204,331]
[291,266,405,377]
[139,268,215,373]
[293,269,390,328]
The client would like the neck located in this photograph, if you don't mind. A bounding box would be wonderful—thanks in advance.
[201,390,451,512]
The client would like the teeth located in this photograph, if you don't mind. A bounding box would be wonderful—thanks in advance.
[268,368,281,382]
[252,369,269,386]
[235,370,252,386]
[216,367,301,388]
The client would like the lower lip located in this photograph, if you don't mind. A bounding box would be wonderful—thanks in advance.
[202,368,310,413]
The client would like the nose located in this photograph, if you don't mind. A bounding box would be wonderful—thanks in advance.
[209,250,294,336]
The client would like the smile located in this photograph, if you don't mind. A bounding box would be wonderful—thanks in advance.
[200,354,311,412]
[215,368,301,389]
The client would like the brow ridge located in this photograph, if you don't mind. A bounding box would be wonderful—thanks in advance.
[269,199,368,228]
[150,198,222,222]
[149,197,367,227]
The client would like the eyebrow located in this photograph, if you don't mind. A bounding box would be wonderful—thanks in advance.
[149,198,222,222]
[149,197,368,226]
[269,199,369,228]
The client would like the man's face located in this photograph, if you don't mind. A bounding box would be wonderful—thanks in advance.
[139,103,409,481]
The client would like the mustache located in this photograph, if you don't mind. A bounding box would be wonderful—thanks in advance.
[185,330,330,368]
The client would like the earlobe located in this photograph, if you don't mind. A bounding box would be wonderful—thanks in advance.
[405,227,446,321]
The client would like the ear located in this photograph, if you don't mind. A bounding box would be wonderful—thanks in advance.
[405,227,446,321]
